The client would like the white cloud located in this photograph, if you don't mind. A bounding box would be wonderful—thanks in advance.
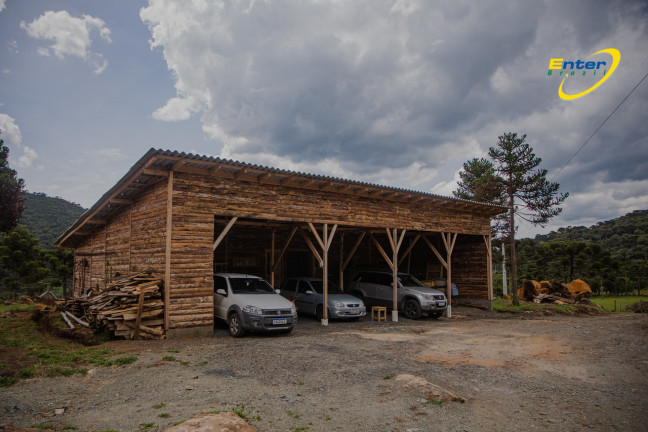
[140,0,647,238]
[0,113,40,169]
[0,0,5,13]
[20,10,112,74]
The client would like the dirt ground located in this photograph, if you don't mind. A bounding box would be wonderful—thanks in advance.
[2,307,648,432]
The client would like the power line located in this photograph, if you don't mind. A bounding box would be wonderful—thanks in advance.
[551,70,648,182]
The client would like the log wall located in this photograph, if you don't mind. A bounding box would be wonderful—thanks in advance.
[451,236,489,300]
[72,169,493,332]
[72,180,168,297]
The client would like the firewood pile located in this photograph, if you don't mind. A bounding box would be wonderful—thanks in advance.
[61,271,165,340]
[517,278,592,305]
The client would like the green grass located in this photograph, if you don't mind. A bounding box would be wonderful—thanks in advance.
[590,295,648,312]
[0,303,38,313]
[162,356,176,362]
[196,361,208,366]
[0,305,136,385]
[157,413,171,418]
[152,403,166,409]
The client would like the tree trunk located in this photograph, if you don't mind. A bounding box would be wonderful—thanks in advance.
[509,200,519,306]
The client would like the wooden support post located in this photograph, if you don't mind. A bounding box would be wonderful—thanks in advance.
[304,223,337,326]
[133,291,145,340]
[442,232,457,318]
[164,171,173,331]
[339,233,344,291]
[386,228,406,322]
[484,234,493,304]
[270,230,276,287]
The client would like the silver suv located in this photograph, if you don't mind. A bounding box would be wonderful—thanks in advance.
[214,273,297,337]
[348,271,447,320]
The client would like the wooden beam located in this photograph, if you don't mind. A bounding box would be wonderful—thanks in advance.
[398,234,421,266]
[272,226,298,272]
[133,291,145,340]
[308,222,325,250]
[164,171,173,331]
[234,168,247,179]
[342,232,366,272]
[369,232,394,271]
[109,198,132,205]
[86,219,107,225]
[299,226,323,266]
[422,235,448,269]
[213,217,238,251]
[143,168,170,177]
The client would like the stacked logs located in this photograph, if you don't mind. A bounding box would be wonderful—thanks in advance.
[64,271,165,340]
[517,279,592,305]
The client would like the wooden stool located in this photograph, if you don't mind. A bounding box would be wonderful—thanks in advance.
[371,306,387,322]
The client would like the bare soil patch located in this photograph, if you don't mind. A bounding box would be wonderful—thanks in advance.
[1,307,647,432]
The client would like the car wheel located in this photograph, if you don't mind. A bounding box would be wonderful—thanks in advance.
[429,312,443,320]
[403,299,422,320]
[228,312,245,337]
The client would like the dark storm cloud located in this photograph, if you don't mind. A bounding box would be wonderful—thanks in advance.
[141,0,648,234]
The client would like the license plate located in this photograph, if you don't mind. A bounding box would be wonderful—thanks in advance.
[437,302,446,307]
[350,309,360,315]
[272,318,287,325]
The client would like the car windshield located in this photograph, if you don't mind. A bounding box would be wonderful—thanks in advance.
[229,278,276,294]
[398,274,425,287]
[309,281,343,294]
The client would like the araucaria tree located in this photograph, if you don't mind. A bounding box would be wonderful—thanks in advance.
[454,132,568,304]
[0,133,26,233]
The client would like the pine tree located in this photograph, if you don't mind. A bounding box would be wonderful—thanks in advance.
[0,134,26,233]
[454,132,568,304]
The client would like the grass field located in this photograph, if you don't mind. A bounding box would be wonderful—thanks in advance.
[0,303,137,387]
[589,295,648,312]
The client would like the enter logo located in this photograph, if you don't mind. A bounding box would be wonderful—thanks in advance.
[548,48,621,100]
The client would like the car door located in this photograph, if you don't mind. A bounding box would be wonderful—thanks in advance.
[355,272,377,301]
[377,273,394,306]
[294,280,317,315]
[213,275,229,320]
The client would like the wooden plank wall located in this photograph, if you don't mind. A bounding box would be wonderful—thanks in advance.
[72,181,168,298]
[451,236,488,300]
[173,172,491,234]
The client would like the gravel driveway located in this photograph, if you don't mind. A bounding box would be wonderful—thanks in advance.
[2,307,648,432]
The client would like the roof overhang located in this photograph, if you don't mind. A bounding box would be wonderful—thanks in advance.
[55,148,506,248]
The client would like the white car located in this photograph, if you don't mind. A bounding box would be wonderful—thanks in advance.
[213,273,297,337]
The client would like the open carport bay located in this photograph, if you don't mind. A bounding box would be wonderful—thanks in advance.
[3,310,647,432]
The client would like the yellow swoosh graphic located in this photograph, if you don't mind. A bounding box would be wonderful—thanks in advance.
[558,48,620,100]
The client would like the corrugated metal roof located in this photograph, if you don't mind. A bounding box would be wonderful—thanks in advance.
[55,148,506,247]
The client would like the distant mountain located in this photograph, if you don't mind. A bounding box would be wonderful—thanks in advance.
[19,192,86,249]
[534,210,648,264]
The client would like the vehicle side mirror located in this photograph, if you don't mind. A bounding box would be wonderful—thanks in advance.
[216,288,227,296]
[305,290,314,295]
[275,289,281,294]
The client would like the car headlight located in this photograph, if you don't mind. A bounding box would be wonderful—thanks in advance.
[243,305,263,315]
[423,295,435,301]
[334,301,345,308]
[290,304,297,314]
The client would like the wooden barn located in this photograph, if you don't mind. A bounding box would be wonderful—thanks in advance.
[56,149,505,337]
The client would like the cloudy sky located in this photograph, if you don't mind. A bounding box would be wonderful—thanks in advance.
[1,0,647,238]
